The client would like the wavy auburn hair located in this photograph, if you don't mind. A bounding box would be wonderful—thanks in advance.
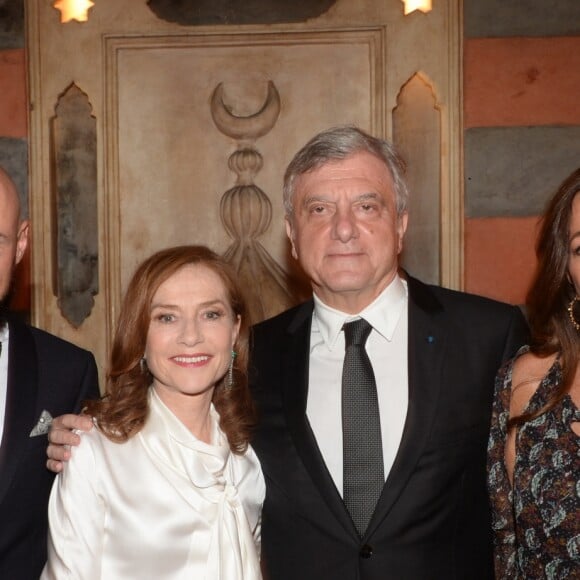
[513,167,580,427]
[85,245,255,453]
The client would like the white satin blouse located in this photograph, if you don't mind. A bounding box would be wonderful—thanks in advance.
[41,389,265,579]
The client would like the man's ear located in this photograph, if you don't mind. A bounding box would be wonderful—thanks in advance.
[15,220,29,266]
[285,217,298,260]
[396,212,408,255]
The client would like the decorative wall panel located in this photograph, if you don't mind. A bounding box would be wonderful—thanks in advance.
[51,83,98,327]
[394,73,441,284]
[104,29,385,311]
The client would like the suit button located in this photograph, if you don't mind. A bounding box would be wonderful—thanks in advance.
[359,544,373,559]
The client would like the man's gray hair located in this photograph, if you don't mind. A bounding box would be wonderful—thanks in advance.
[283,125,408,218]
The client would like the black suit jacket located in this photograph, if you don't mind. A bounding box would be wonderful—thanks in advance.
[250,276,528,580]
[0,314,99,579]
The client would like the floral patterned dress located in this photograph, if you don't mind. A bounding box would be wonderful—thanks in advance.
[488,347,580,579]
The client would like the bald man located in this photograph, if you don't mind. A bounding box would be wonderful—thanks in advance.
[0,167,99,579]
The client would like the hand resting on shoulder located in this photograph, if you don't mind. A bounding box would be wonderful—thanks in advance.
[46,413,93,473]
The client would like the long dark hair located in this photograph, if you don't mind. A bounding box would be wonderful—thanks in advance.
[85,245,255,453]
[511,167,580,426]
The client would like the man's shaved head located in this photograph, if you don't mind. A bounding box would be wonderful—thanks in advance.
[0,167,29,320]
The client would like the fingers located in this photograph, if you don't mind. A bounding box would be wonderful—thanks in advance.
[48,427,81,447]
[51,413,93,434]
[46,458,64,473]
[46,413,93,473]
[46,443,71,473]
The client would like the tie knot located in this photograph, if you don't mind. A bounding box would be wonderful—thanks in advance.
[343,318,372,347]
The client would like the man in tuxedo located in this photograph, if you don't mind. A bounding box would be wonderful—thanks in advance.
[0,166,99,579]
[47,127,527,579]
[249,127,527,579]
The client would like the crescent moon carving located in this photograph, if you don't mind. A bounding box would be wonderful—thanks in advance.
[210,81,281,140]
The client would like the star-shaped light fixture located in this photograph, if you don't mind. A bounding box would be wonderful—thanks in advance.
[54,0,95,23]
[402,0,432,15]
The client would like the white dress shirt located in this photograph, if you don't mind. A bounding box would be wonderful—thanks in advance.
[306,275,409,495]
[42,388,265,580]
[0,324,9,444]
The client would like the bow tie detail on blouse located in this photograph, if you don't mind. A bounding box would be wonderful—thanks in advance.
[139,389,261,580]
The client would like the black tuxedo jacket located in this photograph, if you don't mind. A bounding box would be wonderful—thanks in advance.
[250,276,528,580]
[0,314,99,579]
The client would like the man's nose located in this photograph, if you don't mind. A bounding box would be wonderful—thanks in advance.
[331,208,359,242]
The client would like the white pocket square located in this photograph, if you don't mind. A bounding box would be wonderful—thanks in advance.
[29,410,53,437]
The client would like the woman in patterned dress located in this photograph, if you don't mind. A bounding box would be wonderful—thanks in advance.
[488,168,580,579]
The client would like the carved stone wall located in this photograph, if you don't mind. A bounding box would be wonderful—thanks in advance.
[26,0,461,374]
[51,83,98,327]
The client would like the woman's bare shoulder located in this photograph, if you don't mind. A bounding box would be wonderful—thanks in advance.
[512,351,556,379]
[510,351,557,416]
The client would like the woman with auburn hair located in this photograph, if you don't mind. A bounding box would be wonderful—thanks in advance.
[42,246,264,579]
[488,168,580,579]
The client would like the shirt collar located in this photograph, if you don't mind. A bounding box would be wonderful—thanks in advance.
[313,275,408,350]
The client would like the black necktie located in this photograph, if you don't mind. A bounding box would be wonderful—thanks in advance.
[342,318,384,536]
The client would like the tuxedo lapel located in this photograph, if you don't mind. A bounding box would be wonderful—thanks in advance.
[282,302,357,539]
[366,276,447,538]
[0,318,39,505]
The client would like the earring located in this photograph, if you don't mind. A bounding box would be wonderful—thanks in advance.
[139,357,147,373]
[225,350,237,390]
[567,296,580,331]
